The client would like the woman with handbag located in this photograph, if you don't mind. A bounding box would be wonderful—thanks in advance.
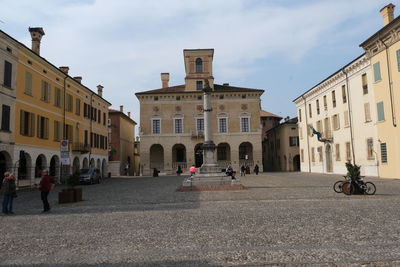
[1,172,17,215]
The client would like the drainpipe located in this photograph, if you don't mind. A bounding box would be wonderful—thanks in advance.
[380,38,397,127]
[63,76,68,139]
[342,68,356,164]
[88,92,95,167]
[61,75,69,183]
[301,95,311,172]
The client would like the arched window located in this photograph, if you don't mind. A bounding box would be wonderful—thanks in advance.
[195,58,203,73]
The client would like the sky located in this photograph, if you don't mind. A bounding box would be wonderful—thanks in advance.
[0,0,392,125]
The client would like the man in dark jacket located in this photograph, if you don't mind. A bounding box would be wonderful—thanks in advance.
[1,172,17,215]
[39,170,55,213]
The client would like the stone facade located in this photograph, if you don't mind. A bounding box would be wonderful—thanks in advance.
[136,49,264,176]
[108,107,137,176]
[264,118,300,171]
[260,110,282,170]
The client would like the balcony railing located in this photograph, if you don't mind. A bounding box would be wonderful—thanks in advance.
[71,142,90,153]
[191,130,204,139]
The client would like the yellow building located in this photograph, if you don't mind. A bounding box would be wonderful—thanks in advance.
[0,28,111,185]
[360,4,400,178]
[136,49,264,176]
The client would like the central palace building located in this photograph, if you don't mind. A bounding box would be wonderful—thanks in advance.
[136,49,264,176]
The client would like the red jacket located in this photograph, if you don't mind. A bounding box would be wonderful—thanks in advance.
[39,175,54,192]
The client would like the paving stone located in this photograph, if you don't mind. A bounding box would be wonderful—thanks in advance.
[1,172,400,266]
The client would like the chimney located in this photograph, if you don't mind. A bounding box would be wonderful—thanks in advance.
[380,3,395,26]
[59,66,69,74]
[161,73,170,88]
[97,85,104,97]
[74,76,82,84]
[120,105,124,113]
[128,112,131,118]
[28,27,45,55]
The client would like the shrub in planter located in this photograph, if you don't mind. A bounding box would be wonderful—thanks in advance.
[59,173,83,203]
[59,189,74,204]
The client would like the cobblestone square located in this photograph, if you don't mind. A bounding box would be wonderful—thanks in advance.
[1,172,400,266]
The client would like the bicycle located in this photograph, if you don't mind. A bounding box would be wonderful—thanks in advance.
[342,178,376,195]
[333,175,350,193]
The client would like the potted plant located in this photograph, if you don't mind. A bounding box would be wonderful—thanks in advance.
[58,173,82,203]
[67,173,82,202]
[345,161,362,194]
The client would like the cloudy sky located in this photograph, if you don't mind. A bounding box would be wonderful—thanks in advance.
[1,0,391,125]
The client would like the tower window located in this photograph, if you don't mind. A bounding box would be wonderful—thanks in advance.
[195,58,203,73]
[196,81,203,90]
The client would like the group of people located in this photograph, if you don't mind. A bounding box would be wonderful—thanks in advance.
[240,164,259,176]
[1,170,55,215]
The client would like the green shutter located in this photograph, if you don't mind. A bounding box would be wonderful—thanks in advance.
[397,50,400,71]
[377,102,385,122]
[373,62,381,82]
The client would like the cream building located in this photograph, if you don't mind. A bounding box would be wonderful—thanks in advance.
[136,49,264,176]
[294,54,379,176]
[265,117,300,172]
[360,4,400,178]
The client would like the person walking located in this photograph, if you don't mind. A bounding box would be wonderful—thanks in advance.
[240,165,246,176]
[38,170,55,213]
[254,164,259,175]
[176,165,183,176]
[189,165,197,178]
[1,172,17,215]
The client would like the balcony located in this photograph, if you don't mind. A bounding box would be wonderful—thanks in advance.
[191,130,204,139]
[72,142,90,153]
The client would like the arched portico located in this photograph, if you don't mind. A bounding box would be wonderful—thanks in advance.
[0,151,12,181]
[83,157,89,169]
[217,143,231,167]
[49,155,60,179]
[150,144,164,171]
[239,142,253,168]
[72,157,80,174]
[172,144,186,169]
[35,154,47,178]
[194,143,203,168]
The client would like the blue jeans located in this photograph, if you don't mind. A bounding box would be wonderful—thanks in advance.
[2,195,13,213]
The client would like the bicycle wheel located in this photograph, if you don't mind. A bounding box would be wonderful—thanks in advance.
[364,182,376,195]
[342,182,352,195]
[333,181,343,193]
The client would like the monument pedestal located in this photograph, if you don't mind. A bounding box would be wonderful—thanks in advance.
[181,141,242,188]
[179,81,244,191]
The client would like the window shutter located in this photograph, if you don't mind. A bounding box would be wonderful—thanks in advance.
[25,72,32,94]
[1,105,10,131]
[377,102,385,121]
[41,81,45,101]
[45,118,49,139]
[397,50,400,71]
[20,111,25,135]
[37,116,42,138]
[30,113,35,137]
[373,62,381,82]
[47,84,51,103]
[4,61,12,87]
[364,103,371,122]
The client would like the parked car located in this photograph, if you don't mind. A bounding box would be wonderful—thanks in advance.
[79,168,101,184]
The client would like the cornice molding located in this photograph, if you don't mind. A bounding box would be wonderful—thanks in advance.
[361,21,400,58]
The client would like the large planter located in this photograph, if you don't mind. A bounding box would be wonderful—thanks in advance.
[58,188,83,203]
[58,189,75,204]
[73,187,83,202]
